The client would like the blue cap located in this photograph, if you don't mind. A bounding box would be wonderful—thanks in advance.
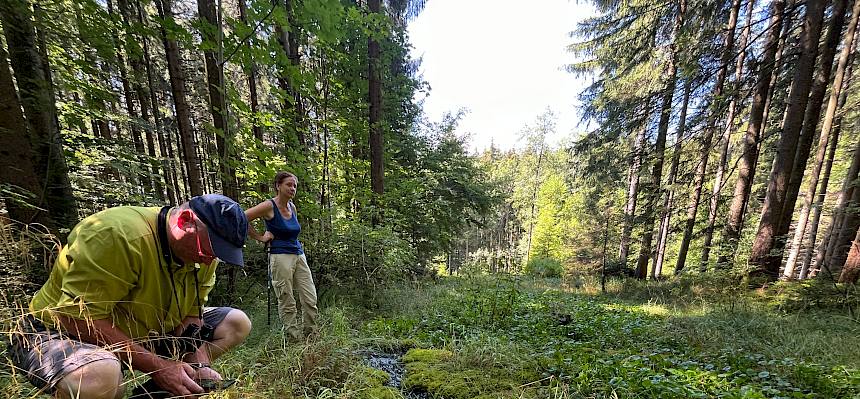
[189,194,247,267]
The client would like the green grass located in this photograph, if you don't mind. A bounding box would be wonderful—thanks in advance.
[2,274,860,398]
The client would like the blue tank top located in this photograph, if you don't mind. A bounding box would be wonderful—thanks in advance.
[265,199,303,255]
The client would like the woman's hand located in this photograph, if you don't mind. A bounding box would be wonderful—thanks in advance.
[259,231,274,243]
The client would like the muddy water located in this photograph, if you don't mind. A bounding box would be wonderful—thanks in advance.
[363,352,430,399]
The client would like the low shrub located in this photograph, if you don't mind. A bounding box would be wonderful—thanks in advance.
[524,257,563,278]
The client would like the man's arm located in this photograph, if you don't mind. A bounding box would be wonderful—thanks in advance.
[57,315,205,396]
[174,316,223,382]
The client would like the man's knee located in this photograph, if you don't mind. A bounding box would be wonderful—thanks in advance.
[220,309,252,343]
[55,358,123,399]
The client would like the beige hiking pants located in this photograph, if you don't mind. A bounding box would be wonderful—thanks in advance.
[269,253,319,340]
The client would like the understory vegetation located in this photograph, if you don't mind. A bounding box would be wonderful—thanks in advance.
[5,270,857,399]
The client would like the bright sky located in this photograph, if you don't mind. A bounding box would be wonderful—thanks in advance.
[407,0,596,153]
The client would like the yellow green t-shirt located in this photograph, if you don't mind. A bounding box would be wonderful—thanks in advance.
[30,206,217,339]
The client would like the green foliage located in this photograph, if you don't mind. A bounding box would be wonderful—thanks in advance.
[524,257,564,278]
[315,219,417,288]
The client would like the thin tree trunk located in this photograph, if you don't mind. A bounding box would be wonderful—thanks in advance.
[783,0,853,279]
[705,0,756,270]
[816,134,860,277]
[525,143,546,266]
[675,0,742,273]
[155,0,203,196]
[654,80,691,277]
[716,0,755,269]
[133,0,173,203]
[620,123,646,266]
[722,0,788,265]
[369,0,384,203]
[273,0,304,148]
[237,0,265,195]
[1,1,77,231]
[198,0,237,200]
[638,0,683,279]
[108,0,152,194]
[828,177,860,278]
[801,40,856,279]
[749,0,828,280]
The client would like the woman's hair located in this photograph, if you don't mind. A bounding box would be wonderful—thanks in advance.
[273,171,297,191]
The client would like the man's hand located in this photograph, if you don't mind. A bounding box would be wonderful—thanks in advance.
[150,360,204,397]
[193,365,222,382]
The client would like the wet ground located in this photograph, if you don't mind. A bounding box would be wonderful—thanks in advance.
[363,351,430,399]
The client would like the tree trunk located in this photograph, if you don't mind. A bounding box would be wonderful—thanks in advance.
[369,0,384,201]
[654,80,691,278]
[827,177,860,278]
[705,0,756,270]
[620,123,646,266]
[675,0,742,273]
[721,0,787,265]
[749,0,827,280]
[155,0,203,196]
[839,229,860,283]
[801,41,857,280]
[1,1,78,232]
[817,134,860,277]
[274,0,304,148]
[783,0,853,279]
[0,42,46,226]
[132,0,173,203]
[197,0,237,200]
[638,1,683,279]
[237,0,265,195]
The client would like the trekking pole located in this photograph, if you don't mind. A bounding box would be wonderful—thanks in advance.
[265,242,272,326]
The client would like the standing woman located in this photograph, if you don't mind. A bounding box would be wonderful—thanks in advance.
[246,172,319,341]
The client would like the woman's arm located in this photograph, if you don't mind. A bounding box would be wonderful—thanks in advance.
[244,201,274,243]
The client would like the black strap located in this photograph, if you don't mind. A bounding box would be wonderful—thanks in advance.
[156,206,173,267]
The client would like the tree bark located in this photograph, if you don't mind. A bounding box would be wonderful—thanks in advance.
[749,0,828,280]
[132,0,174,203]
[155,0,203,196]
[722,0,788,265]
[274,0,304,148]
[620,123,646,266]
[1,1,78,232]
[827,176,860,278]
[801,40,856,280]
[817,134,860,277]
[0,42,46,226]
[782,0,853,279]
[654,80,691,278]
[237,0,266,195]
[197,0,237,200]
[675,0,742,273]
[839,229,860,283]
[369,0,384,202]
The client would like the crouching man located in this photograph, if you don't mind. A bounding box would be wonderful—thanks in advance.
[10,194,252,398]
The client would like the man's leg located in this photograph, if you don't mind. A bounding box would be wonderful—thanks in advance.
[201,307,252,360]
[54,355,123,399]
[9,322,123,399]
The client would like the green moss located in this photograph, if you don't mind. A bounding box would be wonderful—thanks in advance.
[355,386,404,399]
[402,348,453,363]
[346,365,390,390]
[402,349,528,399]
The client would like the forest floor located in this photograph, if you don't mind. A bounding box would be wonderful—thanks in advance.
[2,274,860,398]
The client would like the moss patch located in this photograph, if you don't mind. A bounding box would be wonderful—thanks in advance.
[401,348,536,399]
[347,365,403,399]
